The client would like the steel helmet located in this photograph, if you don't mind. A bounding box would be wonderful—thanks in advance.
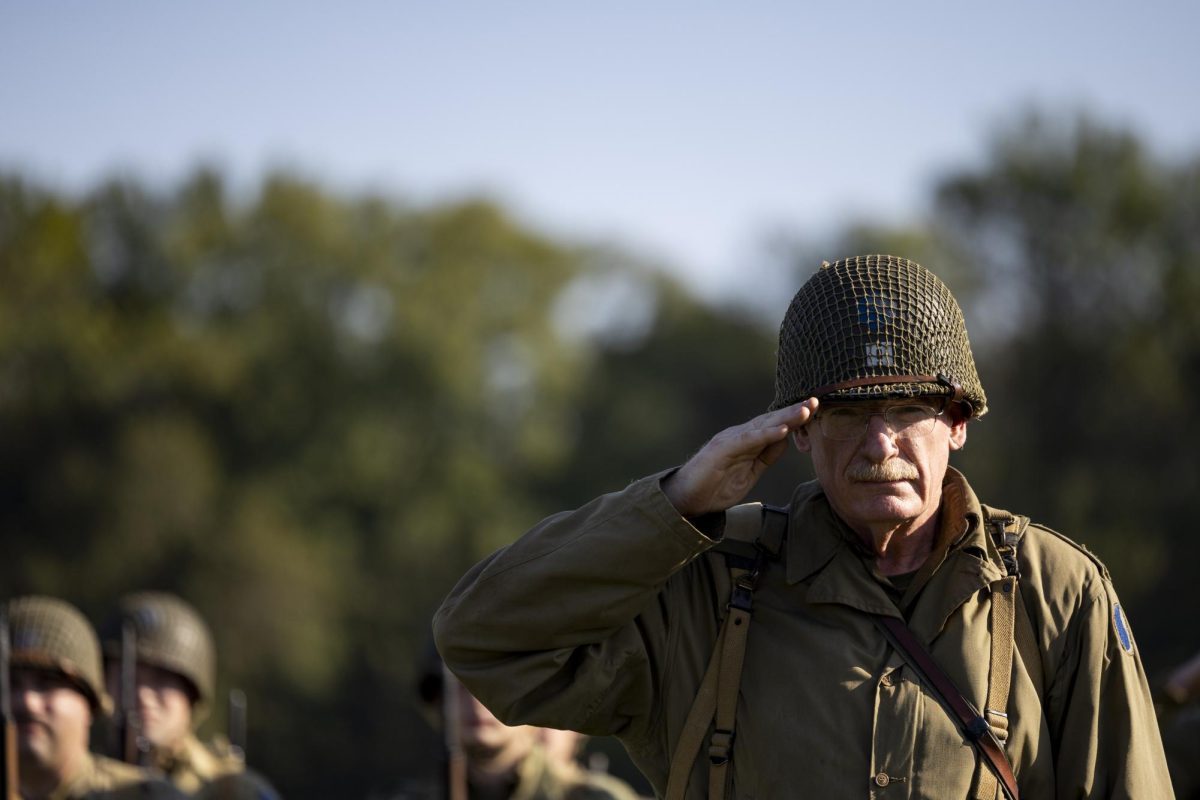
[101,592,216,718]
[770,254,987,417]
[5,595,112,714]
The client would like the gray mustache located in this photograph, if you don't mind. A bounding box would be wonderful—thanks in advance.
[847,461,918,481]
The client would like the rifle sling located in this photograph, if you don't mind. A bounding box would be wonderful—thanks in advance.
[872,613,1020,800]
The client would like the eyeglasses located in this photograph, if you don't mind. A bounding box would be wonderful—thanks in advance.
[815,400,946,441]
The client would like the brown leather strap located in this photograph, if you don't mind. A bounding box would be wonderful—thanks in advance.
[873,614,1020,800]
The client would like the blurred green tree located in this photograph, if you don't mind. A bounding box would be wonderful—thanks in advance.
[0,169,593,796]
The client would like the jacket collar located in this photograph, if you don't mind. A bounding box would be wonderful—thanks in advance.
[782,468,1005,634]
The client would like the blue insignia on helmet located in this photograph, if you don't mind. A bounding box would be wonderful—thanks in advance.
[1112,603,1133,654]
[857,294,895,333]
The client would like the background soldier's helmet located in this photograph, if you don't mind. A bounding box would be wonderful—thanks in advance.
[5,595,112,714]
[770,254,988,417]
[101,592,216,718]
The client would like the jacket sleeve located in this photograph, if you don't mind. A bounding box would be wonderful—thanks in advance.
[1046,570,1176,799]
[432,471,720,745]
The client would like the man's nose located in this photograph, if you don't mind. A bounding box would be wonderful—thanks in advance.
[13,684,43,714]
[136,683,158,708]
[860,414,900,458]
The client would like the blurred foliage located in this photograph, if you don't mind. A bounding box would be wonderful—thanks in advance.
[2,110,1197,796]
[0,170,648,796]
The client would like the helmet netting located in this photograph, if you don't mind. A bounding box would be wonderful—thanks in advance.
[770,254,987,417]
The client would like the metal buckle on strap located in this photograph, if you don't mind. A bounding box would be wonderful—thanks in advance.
[986,709,1010,744]
[728,572,758,612]
[708,729,735,765]
[990,517,1021,578]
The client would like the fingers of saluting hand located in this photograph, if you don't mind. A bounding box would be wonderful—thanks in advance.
[663,398,819,517]
[712,397,819,461]
[763,397,819,434]
[718,398,820,452]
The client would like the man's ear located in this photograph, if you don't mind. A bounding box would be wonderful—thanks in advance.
[792,428,812,453]
[948,415,968,451]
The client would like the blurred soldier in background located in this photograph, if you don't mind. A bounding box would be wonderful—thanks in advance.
[4,595,184,800]
[1161,650,1200,799]
[412,646,643,800]
[536,730,591,774]
[100,592,277,798]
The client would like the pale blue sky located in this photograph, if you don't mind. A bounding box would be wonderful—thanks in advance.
[3,1,1197,296]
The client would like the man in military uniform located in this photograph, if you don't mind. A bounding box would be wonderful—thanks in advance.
[99,593,274,798]
[413,648,643,800]
[434,255,1174,798]
[4,594,184,800]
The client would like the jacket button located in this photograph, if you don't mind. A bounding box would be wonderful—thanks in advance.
[874,772,890,787]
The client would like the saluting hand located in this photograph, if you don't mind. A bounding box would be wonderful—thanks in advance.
[662,398,818,517]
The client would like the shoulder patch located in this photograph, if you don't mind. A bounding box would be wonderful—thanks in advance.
[1112,603,1135,655]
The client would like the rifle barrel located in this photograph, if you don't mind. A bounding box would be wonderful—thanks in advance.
[117,620,146,764]
[227,688,247,761]
[2,613,19,800]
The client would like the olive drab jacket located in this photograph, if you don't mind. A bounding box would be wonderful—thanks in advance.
[435,468,1174,799]
[40,752,185,800]
[504,744,644,800]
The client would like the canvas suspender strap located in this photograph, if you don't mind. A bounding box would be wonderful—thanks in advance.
[976,574,1017,800]
[665,621,726,800]
[665,502,781,800]
[872,614,1021,800]
[976,507,1027,799]
[981,507,1042,699]
[665,608,756,800]
[706,565,755,800]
